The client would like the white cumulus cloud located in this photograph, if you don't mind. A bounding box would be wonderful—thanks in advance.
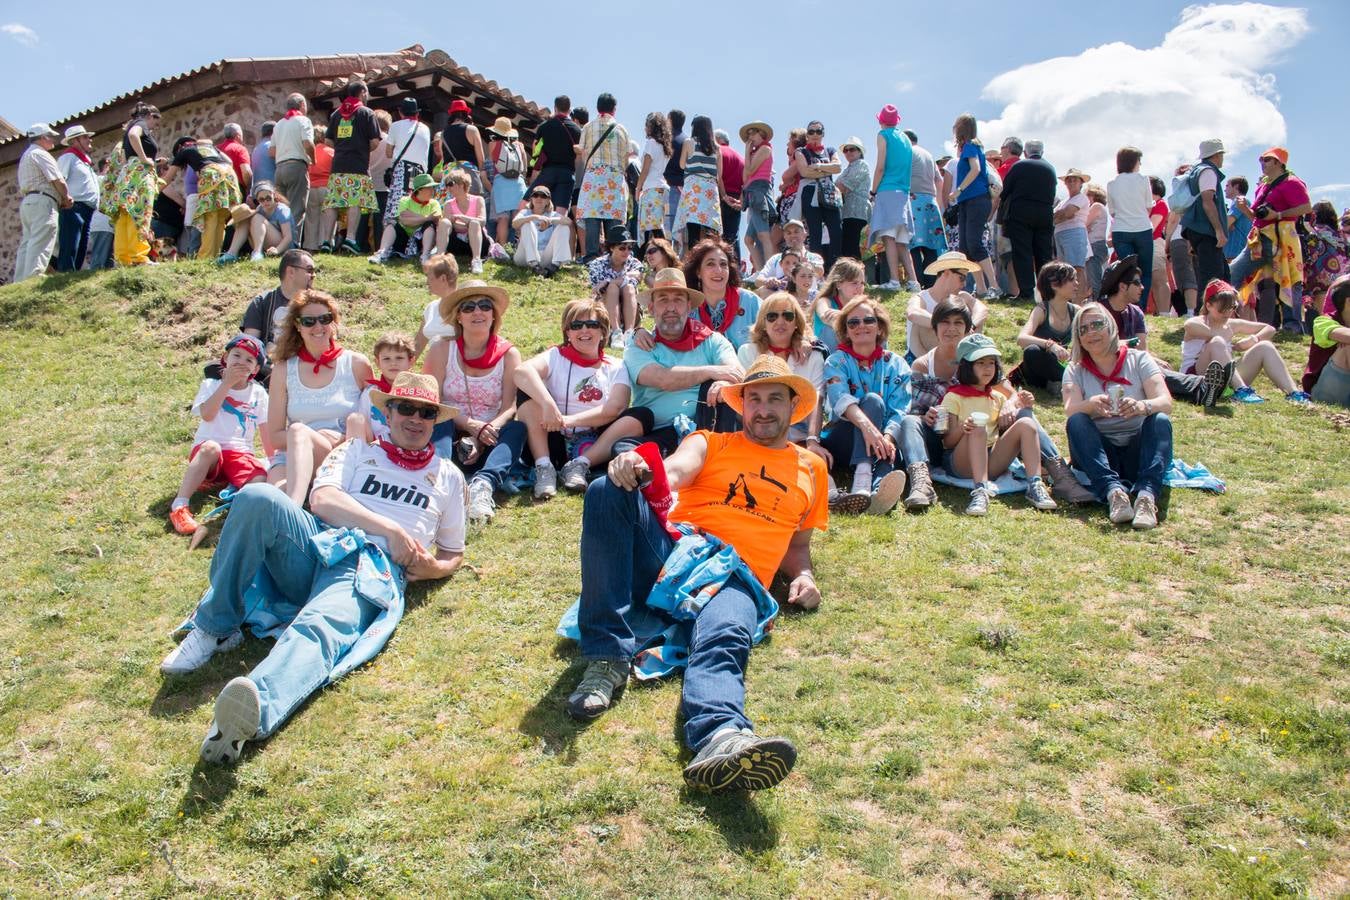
[970,3,1309,184]
[2,23,38,47]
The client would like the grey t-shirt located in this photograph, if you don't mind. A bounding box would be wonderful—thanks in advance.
[1063,348,1160,445]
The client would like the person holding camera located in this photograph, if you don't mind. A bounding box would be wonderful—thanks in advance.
[1227,147,1313,334]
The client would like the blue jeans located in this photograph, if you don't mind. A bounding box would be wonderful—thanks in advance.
[189,484,386,738]
[431,419,526,492]
[1087,239,1110,298]
[1066,412,1172,501]
[56,201,95,272]
[1110,230,1154,305]
[577,477,757,749]
[819,393,898,488]
[86,230,113,270]
[664,185,683,235]
[898,408,1061,467]
[583,218,618,258]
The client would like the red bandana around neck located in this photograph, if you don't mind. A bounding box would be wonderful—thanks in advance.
[556,343,604,368]
[1081,345,1133,387]
[946,383,995,399]
[806,142,826,154]
[457,334,514,370]
[337,97,364,119]
[653,319,714,352]
[366,375,392,392]
[378,438,436,470]
[298,343,342,375]
[840,344,884,368]
[63,146,91,165]
[696,285,741,334]
[766,344,793,357]
[283,109,305,119]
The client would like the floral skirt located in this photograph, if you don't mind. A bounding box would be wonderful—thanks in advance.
[194,163,243,223]
[577,163,629,221]
[324,173,378,213]
[673,173,721,233]
[638,187,667,234]
[109,158,157,233]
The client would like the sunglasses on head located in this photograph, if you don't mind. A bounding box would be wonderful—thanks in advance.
[847,316,878,327]
[459,298,496,314]
[298,313,334,327]
[391,401,439,420]
[765,310,797,323]
[1078,319,1108,335]
[568,319,604,331]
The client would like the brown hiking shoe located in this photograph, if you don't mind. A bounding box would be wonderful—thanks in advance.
[903,463,937,510]
[1044,456,1094,505]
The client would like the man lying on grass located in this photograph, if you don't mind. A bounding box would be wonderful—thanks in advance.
[562,355,827,793]
[161,372,466,764]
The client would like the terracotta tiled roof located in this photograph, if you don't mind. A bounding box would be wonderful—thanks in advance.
[0,116,18,142]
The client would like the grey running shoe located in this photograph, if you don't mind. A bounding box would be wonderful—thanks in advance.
[467,478,496,524]
[559,457,591,492]
[903,463,937,510]
[1108,488,1134,524]
[682,727,798,793]
[200,676,261,765]
[1132,492,1158,530]
[867,470,906,515]
[1200,360,1228,408]
[1025,476,1058,511]
[566,658,631,721]
[533,461,558,500]
[965,486,990,517]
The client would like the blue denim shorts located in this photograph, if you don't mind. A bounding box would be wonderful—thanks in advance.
[1054,227,1090,267]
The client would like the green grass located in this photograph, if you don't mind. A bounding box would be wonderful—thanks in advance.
[0,257,1346,898]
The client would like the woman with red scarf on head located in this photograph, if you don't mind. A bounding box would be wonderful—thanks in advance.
[421,280,525,524]
[266,290,372,506]
[1062,302,1173,530]
[738,292,827,463]
[515,298,645,500]
[820,296,911,516]
[682,237,761,350]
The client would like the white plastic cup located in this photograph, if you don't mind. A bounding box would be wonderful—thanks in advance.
[970,411,990,428]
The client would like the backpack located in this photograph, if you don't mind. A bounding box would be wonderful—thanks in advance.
[496,140,523,180]
[1167,161,1215,216]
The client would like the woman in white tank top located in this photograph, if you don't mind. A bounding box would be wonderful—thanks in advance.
[266,291,371,505]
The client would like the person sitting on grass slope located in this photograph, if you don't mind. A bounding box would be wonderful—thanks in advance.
[1182,279,1312,404]
[161,372,466,765]
[563,355,827,794]
[169,334,272,535]
[347,332,417,442]
[1302,274,1350,406]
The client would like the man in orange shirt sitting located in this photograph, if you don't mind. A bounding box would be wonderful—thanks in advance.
[563,356,829,793]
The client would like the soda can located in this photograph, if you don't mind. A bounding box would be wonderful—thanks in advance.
[933,407,949,434]
[1108,384,1125,415]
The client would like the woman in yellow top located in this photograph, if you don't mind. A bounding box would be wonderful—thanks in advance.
[940,334,1056,516]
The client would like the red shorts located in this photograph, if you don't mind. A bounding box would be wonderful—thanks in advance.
[189,444,267,490]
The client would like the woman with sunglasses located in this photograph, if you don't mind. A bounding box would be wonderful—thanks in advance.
[512,185,573,274]
[820,297,910,515]
[515,298,644,498]
[738,293,827,463]
[640,237,678,291]
[107,102,164,267]
[422,281,526,523]
[267,291,372,506]
[220,181,294,262]
[1062,302,1173,529]
[793,121,845,272]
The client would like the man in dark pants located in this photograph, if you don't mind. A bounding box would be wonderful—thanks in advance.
[529,95,582,213]
[999,139,1056,300]
[663,109,687,243]
[715,129,744,259]
[1182,138,1230,291]
[55,125,99,272]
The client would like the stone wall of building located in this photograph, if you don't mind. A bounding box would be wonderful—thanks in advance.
[1,81,316,283]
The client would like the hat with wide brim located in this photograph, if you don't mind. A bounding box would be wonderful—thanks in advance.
[368,371,459,425]
[840,136,866,154]
[1060,168,1091,182]
[487,116,518,139]
[1098,254,1141,300]
[638,267,706,309]
[720,354,818,425]
[228,203,257,227]
[438,280,510,324]
[739,121,774,143]
[62,124,93,145]
[924,250,981,276]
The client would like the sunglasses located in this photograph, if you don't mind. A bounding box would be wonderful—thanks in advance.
[298,313,334,327]
[1078,319,1108,335]
[765,310,797,323]
[846,316,878,327]
[644,247,662,256]
[1128,278,1143,286]
[391,401,439,420]
[459,298,496,314]
[298,265,318,275]
[257,194,275,202]
[806,128,824,135]
[568,319,604,331]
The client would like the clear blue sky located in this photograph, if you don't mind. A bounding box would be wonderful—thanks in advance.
[3,1,1346,209]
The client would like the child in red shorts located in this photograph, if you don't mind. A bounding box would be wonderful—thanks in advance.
[169,334,274,534]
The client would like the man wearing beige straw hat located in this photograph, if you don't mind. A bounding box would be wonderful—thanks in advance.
[561,353,827,793]
[161,370,466,765]
[905,251,988,361]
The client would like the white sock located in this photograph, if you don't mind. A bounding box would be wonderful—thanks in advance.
[171,497,189,511]
[852,462,872,494]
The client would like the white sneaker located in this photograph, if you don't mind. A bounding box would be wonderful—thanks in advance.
[560,457,591,492]
[200,676,261,765]
[470,258,484,274]
[160,628,242,674]
[880,279,902,291]
[904,280,922,293]
[866,470,907,515]
[534,461,558,499]
[249,251,265,262]
[609,329,626,350]
[367,253,387,265]
[467,477,496,523]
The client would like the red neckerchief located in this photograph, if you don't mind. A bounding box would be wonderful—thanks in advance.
[653,319,714,352]
[63,146,91,165]
[556,343,604,368]
[366,376,392,392]
[457,335,514,369]
[337,97,364,119]
[1081,345,1133,386]
[946,384,995,398]
[283,109,305,119]
[805,142,826,154]
[766,345,792,357]
[297,344,342,375]
[840,344,884,368]
[377,438,435,470]
[696,285,741,334]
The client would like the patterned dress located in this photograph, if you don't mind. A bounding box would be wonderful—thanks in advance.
[577,115,630,221]
[674,148,721,233]
[194,163,243,224]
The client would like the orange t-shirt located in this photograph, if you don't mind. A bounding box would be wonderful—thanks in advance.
[309,144,334,188]
[670,431,828,586]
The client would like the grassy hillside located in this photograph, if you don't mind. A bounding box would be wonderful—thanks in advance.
[0,258,1345,898]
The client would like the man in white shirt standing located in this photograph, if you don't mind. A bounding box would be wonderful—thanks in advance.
[55,125,100,272]
[14,123,72,282]
[161,372,467,764]
[271,93,317,240]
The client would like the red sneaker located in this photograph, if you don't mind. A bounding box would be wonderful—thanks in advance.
[169,506,199,535]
